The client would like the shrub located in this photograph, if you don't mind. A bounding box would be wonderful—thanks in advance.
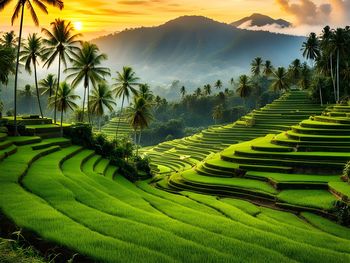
[332,200,350,227]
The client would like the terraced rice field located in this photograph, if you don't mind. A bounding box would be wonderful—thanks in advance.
[101,117,133,139]
[165,104,350,216]
[0,131,350,262]
[141,90,325,173]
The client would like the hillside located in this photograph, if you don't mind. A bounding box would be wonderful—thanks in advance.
[93,16,304,86]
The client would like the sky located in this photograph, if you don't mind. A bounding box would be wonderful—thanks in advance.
[0,0,349,39]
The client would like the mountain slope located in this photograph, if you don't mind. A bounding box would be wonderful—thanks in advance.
[231,13,292,28]
[93,16,303,86]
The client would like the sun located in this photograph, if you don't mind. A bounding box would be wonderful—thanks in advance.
[74,21,83,31]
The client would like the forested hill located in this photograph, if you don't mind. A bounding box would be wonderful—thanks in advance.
[93,16,305,84]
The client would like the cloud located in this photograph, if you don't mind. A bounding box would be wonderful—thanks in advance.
[276,0,350,26]
[276,0,332,25]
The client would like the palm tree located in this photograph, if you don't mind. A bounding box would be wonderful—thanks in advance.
[39,74,57,97]
[48,82,79,136]
[0,31,16,48]
[0,45,15,85]
[20,33,44,117]
[139,83,154,102]
[194,87,202,97]
[212,104,224,124]
[89,83,116,130]
[126,96,153,155]
[0,0,63,135]
[251,57,263,77]
[204,84,211,96]
[19,84,35,113]
[230,77,235,87]
[112,66,139,137]
[288,59,302,85]
[65,42,110,123]
[302,32,320,62]
[237,75,251,106]
[330,28,348,102]
[271,67,289,93]
[180,85,186,98]
[214,80,222,90]
[263,60,274,77]
[42,18,81,123]
[299,63,311,91]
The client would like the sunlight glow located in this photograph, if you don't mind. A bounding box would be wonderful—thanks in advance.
[74,21,83,31]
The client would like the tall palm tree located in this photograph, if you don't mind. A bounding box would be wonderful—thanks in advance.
[112,66,139,137]
[212,104,224,124]
[20,33,44,117]
[330,28,348,102]
[42,18,81,123]
[271,67,289,93]
[263,60,274,77]
[302,32,320,62]
[0,0,64,135]
[214,80,222,90]
[0,31,16,48]
[237,75,251,106]
[39,74,57,97]
[65,42,110,123]
[180,85,186,98]
[251,57,263,77]
[204,84,211,96]
[89,82,116,130]
[126,96,153,155]
[48,82,79,136]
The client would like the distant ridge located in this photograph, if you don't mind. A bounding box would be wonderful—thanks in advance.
[231,13,292,28]
[93,15,303,87]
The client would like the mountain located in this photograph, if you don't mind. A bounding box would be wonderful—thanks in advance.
[93,16,303,93]
[231,13,292,28]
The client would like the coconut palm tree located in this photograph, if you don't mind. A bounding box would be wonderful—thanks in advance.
[0,31,17,48]
[271,67,289,93]
[263,60,274,77]
[212,104,224,124]
[20,33,44,117]
[42,18,81,123]
[89,83,116,130]
[39,74,57,97]
[48,82,79,136]
[126,96,153,155]
[302,32,320,62]
[214,80,222,90]
[112,66,139,137]
[237,75,251,106]
[251,57,263,77]
[330,28,348,102]
[0,0,64,135]
[65,42,110,123]
[180,85,186,98]
[204,84,211,96]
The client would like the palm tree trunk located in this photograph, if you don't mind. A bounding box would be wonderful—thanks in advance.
[319,87,323,106]
[54,55,61,123]
[116,95,125,138]
[60,110,63,137]
[82,84,86,122]
[13,4,25,136]
[330,54,336,103]
[134,129,137,145]
[99,116,101,131]
[337,50,340,103]
[87,81,91,124]
[138,129,142,148]
[34,62,43,118]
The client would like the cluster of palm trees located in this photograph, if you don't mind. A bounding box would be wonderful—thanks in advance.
[302,26,350,103]
[0,0,155,143]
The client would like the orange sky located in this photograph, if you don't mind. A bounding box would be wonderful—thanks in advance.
[0,0,345,39]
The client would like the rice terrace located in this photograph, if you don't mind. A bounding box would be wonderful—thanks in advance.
[0,0,350,262]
